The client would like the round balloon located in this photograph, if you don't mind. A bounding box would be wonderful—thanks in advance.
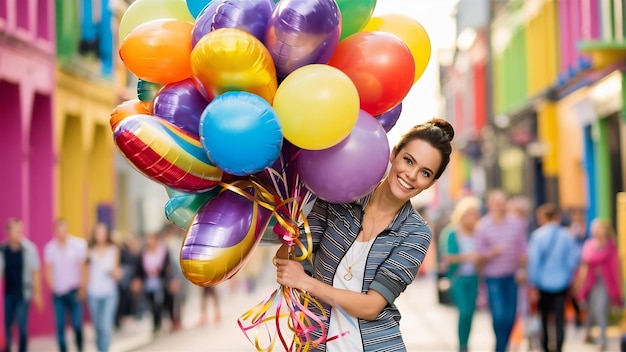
[335,0,377,39]
[328,31,415,116]
[200,91,283,176]
[153,79,210,136]
[181,188,273,285]
[273,64,359,150]
[192,0,274,46]
[119,0,194,43]
[191,28,277,103]
[298,110,389,203]
[120,19,194,84]
[110,99,152,131]
[264,0,341,77]
[376,103,402,133]
[363,14,432,83]
[186,0,212,18]
[137,80,163,103]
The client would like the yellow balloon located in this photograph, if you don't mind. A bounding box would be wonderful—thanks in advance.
[273,64,359,150]
[363,14,431,83]
[118,0,194,43]
[190,28,278,103]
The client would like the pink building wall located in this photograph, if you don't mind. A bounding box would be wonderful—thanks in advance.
[0,0,56,337]
[558,0,600,83]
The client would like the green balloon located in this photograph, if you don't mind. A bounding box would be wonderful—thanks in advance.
[336,0,377,40]
[137,79,163,103]
[164,188,221,230]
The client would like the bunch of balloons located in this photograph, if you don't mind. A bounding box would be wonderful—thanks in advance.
[111,0,431,349]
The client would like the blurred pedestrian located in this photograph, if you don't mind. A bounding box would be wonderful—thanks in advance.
[199,286,221,326]
[132,232,172,336]
[87,223,121,352]
[1,218,43,352]
[475,189,528,352]
[566,207,588,327]
[116,233,142,326]
[163,224,186,332]
[527,204,580,352]
[441,196,482,352]
[574,218,622,351]
[44,218,89,352]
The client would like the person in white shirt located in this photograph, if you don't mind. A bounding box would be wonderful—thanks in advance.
[44,218,88,352]
[87,223,121,352]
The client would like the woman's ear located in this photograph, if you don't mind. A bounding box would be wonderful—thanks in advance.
[390,147,397,163]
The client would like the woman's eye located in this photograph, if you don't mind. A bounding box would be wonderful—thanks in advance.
[403,157,412,165]
[420,170,432,178]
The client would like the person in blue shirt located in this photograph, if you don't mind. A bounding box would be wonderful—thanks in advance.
[527,204,580,352]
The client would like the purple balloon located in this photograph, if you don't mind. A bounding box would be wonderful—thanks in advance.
[265,0,341,77]
[376,103,402,133]
[181,188,273,285]
[192,0,275,47]
[153,79,210,136]
[297,110,390,204]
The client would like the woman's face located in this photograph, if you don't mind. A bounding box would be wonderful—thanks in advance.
[591,221,606,241]
[94,224,108,244]
[460,207,481,230]
[386,139,442,202]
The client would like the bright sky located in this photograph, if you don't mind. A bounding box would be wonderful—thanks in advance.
[372,0,458,148]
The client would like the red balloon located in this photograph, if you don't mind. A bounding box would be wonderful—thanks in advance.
[328,32,415,116]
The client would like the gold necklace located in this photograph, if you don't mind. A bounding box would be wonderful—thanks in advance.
[343,211,382,281]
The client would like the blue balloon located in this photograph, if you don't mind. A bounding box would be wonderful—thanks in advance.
[186,0,213,18]
[200,92,283,176]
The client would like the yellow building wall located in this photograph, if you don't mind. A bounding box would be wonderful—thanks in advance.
[537,102,559,177]
[555,90,587,208]
[54,70,116,238]
[525,0,559,97]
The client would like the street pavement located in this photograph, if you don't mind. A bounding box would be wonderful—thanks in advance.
[30,272,621,351]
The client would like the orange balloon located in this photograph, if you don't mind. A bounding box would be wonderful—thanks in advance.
[328,31,414,116]
[119,19,193,84]
[110,99,152,131]
[363,14,431,83]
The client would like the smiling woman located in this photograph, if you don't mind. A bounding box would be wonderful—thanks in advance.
[274,118,454,351]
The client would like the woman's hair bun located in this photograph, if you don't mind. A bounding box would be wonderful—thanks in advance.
[430,118,454,142]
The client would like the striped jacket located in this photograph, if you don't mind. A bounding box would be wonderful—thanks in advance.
[300,194,432,351]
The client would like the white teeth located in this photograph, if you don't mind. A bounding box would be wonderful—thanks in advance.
[398,177,413,190]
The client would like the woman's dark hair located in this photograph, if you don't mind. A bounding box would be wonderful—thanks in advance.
[90,222,114,247]
[393,118,454,179]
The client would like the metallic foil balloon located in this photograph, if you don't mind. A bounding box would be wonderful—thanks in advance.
[376,103,402,133]
[153,78,210,136]
[186,0,212,18]
[297,110,389,204]
[264,0,341,77]
[191,0,275,46]
[200,91,283,176]
[181,188,273,285]
[114,114,223,192]
[110,99,152,131]
[191,28,277,103]
[137,79,163,103]
[165,187,220,230]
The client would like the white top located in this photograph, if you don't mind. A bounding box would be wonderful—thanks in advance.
[44,236,88,295]
[327,238,376,352]
[87,245,119,297]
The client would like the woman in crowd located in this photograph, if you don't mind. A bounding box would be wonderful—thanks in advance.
[575,218,622,351]
[442,196,482,352]
[87,223,121,352]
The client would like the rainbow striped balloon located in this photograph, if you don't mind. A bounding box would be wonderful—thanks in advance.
[114,114,222,192]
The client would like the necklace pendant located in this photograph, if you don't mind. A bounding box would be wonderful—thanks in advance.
[343,272,353,281]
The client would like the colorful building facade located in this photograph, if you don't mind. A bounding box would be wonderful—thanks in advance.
[0,0,56,336]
